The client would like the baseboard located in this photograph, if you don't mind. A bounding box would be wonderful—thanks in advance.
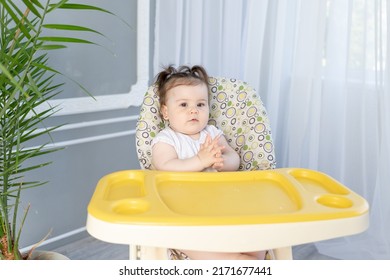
[21,227,89,253]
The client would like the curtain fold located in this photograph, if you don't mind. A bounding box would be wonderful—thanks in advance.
[153,0,389,259]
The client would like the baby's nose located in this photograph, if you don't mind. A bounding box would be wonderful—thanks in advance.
[189,106,199,113]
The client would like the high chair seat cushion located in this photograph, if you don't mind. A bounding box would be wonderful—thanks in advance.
[136,77,276,171]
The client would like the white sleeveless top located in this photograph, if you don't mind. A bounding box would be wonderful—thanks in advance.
[151,125,223,171]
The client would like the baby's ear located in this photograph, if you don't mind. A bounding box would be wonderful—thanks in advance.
[161,105,168,120]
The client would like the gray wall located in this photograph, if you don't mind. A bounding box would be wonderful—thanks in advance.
[19,0,144,249]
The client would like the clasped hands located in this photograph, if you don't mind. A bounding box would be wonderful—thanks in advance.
[197,134,225,170]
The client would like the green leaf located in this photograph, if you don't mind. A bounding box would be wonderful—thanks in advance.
[27,72,43,98]
[38,36,95,45]
[0,0,32,39]
[0,63,27,118]
[22,0,42,18]
[30,0,44,9]
[45,0,67,11]
[37,44,67,50]
[31,61,95,99]
[42,24,105,37]
[53,2,132,30]
[56,3,114,15]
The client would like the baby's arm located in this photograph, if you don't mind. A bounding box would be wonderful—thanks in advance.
[151,137,223,171]
[212,135,240,171]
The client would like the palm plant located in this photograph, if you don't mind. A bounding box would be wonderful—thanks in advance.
[0,0,114,260]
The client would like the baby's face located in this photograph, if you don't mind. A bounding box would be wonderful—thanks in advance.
[161,83,209,139]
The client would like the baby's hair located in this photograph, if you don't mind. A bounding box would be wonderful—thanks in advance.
[155,65,210,106]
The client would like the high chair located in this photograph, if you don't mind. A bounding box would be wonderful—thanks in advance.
[86,77,369,260]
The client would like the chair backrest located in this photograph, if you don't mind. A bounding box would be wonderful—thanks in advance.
[135,77,276,171]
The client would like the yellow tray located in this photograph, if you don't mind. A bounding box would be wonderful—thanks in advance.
[87,168,368,226]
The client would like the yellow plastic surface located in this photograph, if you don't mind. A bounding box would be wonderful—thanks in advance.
[87,168,369,226]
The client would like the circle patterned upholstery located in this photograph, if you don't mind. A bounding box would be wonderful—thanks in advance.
[136,77,276,171]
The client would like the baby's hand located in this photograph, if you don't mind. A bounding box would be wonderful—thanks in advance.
[197,134,224,169]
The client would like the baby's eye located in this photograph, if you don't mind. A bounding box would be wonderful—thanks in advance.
[197,102,206,107]
[180,102,188,107]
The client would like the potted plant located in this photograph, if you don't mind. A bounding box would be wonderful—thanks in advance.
[0,0,117,260]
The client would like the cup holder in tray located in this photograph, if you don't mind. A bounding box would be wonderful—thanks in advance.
[316,194,353,209]
[113,199,150,215]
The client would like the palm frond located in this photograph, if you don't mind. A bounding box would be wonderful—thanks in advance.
[1,0,123,259]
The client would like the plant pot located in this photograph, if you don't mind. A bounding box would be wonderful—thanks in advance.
[27,250,69,260]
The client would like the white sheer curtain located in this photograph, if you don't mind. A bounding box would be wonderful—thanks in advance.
[153,0,389,259]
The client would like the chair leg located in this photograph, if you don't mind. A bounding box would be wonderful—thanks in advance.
[129,245,168,260]
[129,245,141,260]
[272,247,293,260]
